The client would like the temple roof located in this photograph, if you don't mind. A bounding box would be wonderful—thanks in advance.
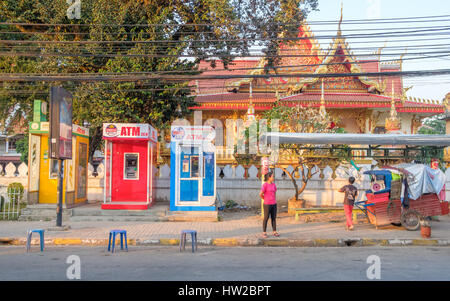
[285,31,386,95]
[225,22,323,92]
[191,91,444,115]
[281,92,444,114]
[190,15,443,115]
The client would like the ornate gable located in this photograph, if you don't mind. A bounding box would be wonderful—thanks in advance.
[226,22,322,93]
[287,30,386,95]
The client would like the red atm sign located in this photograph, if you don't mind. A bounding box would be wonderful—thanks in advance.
[103,123,157,142]
[121,126,141,136]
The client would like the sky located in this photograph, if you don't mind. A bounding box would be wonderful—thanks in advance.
[303,0,450,102]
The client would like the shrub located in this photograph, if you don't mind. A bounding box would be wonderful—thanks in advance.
[7,183,24,203]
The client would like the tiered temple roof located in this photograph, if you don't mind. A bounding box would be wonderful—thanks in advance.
[190,17,445,117]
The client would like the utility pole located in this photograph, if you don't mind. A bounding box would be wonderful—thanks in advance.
[56,159,64,227]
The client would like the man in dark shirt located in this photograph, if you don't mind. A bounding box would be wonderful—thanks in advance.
[339,177,358,230]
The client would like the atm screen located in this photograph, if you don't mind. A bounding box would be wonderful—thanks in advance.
[124,153,139,179]
[191,156,199,178]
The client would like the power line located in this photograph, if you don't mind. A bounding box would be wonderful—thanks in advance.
[2,14,450,27]
[2,68,450,82]
[2,41,449,54]
[3,25,450,39]
[0,51,450,60]
[4,23,450,36]
[1,53,449,78]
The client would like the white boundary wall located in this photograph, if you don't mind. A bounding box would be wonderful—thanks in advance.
[2,162,450,207]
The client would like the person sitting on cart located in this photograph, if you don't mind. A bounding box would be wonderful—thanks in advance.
[339,177,358,231]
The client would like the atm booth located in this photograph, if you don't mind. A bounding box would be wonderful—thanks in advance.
[170,126,216,211]
[27,100,89,207]
[102,123,158,210]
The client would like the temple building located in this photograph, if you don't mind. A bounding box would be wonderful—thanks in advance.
[175,15,446,167]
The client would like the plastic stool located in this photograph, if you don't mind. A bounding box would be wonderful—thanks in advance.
[108,230,128,253]
[26,229,45,252]
[179,230,197,253]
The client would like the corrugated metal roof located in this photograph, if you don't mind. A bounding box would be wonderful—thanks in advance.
[261,132,450,146]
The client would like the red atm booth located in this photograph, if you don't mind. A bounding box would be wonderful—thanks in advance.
[102,123,158,210]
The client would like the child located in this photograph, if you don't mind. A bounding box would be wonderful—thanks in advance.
[259,171,279,238]
[339,177,358,231]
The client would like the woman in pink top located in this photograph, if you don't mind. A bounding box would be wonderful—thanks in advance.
[259,171,279,238]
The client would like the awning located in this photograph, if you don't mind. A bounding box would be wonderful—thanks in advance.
[260,133,450,147]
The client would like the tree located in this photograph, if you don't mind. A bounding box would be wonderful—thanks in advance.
[0,0,320,160]
[15,135,29,164]
[418,115,445,135]
[263,103,347,207]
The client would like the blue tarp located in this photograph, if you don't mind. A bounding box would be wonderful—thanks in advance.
[396,164,445,200]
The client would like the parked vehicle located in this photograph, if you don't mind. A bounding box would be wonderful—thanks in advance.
[355,164,449,230]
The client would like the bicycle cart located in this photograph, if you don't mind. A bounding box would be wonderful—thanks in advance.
[354,170,403,229]
[355,165,449,230]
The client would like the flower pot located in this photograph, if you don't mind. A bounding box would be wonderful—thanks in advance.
[420,226,431,238]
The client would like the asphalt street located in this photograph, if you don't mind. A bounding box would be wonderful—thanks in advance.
[0,245,449,281]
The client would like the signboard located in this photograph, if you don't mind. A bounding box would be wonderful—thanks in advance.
[102,123,156,140]
[72,124,89,138]
[49,87,73,159]
[28,134,41,192]
[170,126,215,142]
[29,121,50,134]
[261,157,270,176]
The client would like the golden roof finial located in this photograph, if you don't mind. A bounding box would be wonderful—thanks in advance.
[376,41,387,56]
[338,1,344,36]
[386,79,401,132]
[399,48,408,70]
[319,78,327,117]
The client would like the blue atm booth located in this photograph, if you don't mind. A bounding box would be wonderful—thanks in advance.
[170,126,216,211]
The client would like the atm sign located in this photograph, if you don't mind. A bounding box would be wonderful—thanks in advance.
[121,126,141,136]
[103,123,151,139]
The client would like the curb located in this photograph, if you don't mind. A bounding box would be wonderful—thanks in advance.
[1,237,449,247]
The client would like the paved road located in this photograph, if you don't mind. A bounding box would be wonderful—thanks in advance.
[1,214,450,241]
[0,245,449,281]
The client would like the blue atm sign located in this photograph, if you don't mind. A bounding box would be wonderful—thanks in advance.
[171,126,215,142]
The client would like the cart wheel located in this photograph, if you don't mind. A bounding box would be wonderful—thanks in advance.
[400,209,421,231]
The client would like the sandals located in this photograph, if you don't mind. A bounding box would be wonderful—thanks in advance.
[262,232,280,238]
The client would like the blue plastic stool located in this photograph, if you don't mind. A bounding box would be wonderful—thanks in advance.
[108,230,128,253]
[26,229,45,252]
[179,230,197,253]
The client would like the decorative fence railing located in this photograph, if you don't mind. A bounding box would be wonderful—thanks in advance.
[2,160,450,206]
[0,185,25,220]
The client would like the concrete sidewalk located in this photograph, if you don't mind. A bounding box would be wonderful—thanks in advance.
[1,212,449,248]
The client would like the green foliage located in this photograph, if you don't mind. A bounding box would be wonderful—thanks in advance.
[225,200,238,208]
[260,103,348,200]
[0,0,319,158]
[7,182,24,203]
[262,103,346,158]
[418,115,446,135]
[15,135,29,164]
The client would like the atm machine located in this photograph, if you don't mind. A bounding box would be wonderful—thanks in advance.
[102,123,158,210]
[170,126,216,211]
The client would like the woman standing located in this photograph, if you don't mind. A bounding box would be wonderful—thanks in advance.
[259,171,279,238]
